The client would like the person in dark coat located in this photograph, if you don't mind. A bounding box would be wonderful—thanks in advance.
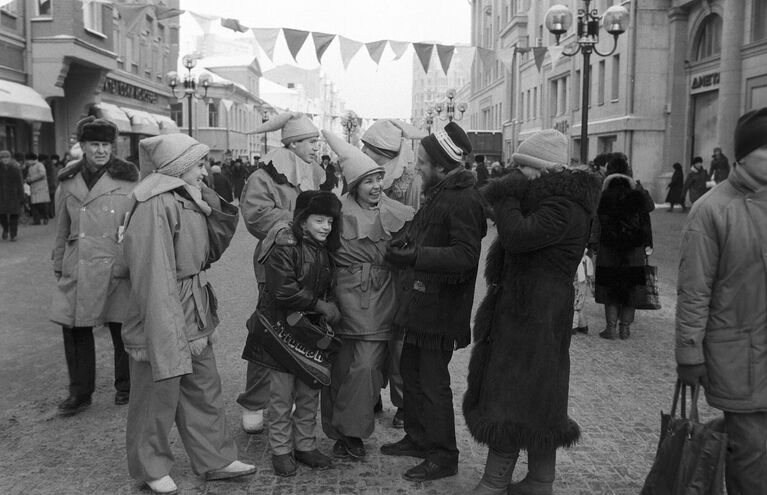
[209,165,233,202]
[381,122,487,482]
[230,158,247,201]
[318,154,338,192]
[463,130,601,495]
[0,150,24,241]
[665,162,685,212]
[682,156,709,204]
[475,155,489,188]
[593,155,654,341]
[708,147,730,184]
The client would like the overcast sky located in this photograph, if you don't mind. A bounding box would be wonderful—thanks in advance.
[179,0,471,119]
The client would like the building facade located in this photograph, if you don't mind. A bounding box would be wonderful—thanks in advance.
[410,45,471,133]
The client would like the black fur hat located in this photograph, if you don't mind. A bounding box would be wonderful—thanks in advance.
[77,116,118,143]
[292,190,342,251]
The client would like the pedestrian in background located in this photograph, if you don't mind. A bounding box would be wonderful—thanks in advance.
[25,152,49,225]
[231,158,247,201]
[210,164,233,202]
[708,146,730,184]
[593,154,654,340]
[382,122,486,482]
[665,162,685,212]
[676,107,767,495]
[44,154,63,218]
[320,130,414,459]
[0,150,24,241]
[49,117,137,415]
[318,154,338,192]
[463,130,600,495]
[682,156,709,204]
[238,112,325,434]
[122,133,252,494]
[475,155,489,188]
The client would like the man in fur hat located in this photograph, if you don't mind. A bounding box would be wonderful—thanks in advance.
[50,116,138,416]
[237,112,325,434]
[381,122,487,482]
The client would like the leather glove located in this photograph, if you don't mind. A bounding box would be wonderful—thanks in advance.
[54,270,62,280]
[677,363,709,388]
[385,245,418,267]
[315,300,341,325]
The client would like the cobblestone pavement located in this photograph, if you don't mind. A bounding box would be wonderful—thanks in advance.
[0,208,719,494]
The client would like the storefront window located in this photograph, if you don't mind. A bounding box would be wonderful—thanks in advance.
[693,14,722,61]
[0,121,17,151]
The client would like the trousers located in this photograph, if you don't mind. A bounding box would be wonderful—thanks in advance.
[62,323,129,398]
[236,361,271,411]
[387,330,404,408]
[268,370,319,456]
[0,213,19,238]
[125,345,237,481]
[724,411,767,495]
[401,341,458,467]
[322,339,387,439]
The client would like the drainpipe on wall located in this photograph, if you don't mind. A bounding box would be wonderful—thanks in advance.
[626,0,638,172]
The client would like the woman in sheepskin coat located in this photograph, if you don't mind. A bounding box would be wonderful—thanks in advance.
[463,129,600,495]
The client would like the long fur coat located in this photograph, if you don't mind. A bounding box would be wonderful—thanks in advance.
[463,169,600,452]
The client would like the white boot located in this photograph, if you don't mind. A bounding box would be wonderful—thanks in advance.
[241,407,264,433]
[206,460,257,480]
[146,475,177,495]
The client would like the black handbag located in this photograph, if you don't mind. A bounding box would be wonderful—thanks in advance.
[635,257,662,310]
[641,381,727,495]
[243,309,338,389]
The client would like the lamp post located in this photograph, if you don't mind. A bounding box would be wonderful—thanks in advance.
[166,54,211,137]
[544,1,629,165]
[433,88,468,123]
[340,110,359,143]
[261,110,269,155]
[424,107,435,134]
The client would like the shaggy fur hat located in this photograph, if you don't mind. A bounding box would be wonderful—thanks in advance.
[292,190,342,250]
[77,116,118,143]
[734,107,767,161]
[512,129,568,171]
[421,121,472,170]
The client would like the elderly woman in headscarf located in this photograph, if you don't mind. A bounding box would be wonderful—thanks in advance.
[359,119,424,426]
[237,112,325,434]
[320,130,414,459]
[121,134,253,494]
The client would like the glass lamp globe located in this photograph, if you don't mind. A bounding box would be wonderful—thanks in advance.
[602,5,630,35]
[182,54,197,70]
[165,71,178,86]
[544,4,573,36]
[197,73,212,87]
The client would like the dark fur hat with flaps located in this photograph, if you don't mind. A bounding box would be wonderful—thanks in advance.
[77,116,118,143]
[292,190,342,251]
[421,121,472,170]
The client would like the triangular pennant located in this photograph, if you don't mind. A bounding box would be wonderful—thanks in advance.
[252,28,280,61]
[189,11,217,33]
[436,44,455,75]
[155,6,184,20]
[114,4,153,32]
[548,45,564,67]
[312,32,336,63]
[389,40,409,61]
[365,40,387,65]
[496,47,516,71]
[533,47,548,72]
[283,28,310,62]
[477,47,496,68]
[221,18,249,33]
[456,46,478,66]
[413,43,434,73]
[338,36,363,70]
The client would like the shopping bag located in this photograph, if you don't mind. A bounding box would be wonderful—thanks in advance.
[641,381,727,495]
[635,262,661,310]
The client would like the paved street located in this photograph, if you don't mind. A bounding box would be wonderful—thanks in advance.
[0,207,717,494]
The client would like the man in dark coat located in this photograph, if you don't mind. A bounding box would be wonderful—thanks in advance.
[381,122,487,482]
[209,165,233,202]
[318,154,338,192]
[708,147,730,184]
[463,129,601,495]
[0,150,24,241]
[682,156,709,204]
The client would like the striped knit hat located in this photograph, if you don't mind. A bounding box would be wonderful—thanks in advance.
[420,121,472,170]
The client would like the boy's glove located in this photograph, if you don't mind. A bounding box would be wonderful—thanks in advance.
[385,245,418,267]
[677,363,709,388]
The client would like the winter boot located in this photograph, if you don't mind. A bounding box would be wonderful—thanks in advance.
[598,322,617,340]
[508,448,555,495]
[619,324,631,340]
[470,448,519,494]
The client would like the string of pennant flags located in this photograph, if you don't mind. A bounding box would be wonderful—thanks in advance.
[78,1,563,75]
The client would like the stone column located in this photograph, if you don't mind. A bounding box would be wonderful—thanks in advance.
[664,7,690,170]
[715,0,744,158]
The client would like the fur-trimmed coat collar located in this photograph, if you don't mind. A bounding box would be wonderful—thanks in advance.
[58,155,139,183]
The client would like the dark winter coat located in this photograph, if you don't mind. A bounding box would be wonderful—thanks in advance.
[243,231,335,372]
[683,166,709,204]
[0,161,24,215]
[463,169,601,452]
[665,167,684,205]
[211,172,233,203]
[391,168,487,349]
[709,154,730,184]
[593,174,654,306]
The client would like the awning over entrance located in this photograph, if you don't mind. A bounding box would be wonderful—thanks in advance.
[0,80,54,122]
[92,103,132,133]
[121,107,160,135]
[153,114,180,134]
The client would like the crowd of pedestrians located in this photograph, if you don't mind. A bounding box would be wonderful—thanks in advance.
[12,104,762,494]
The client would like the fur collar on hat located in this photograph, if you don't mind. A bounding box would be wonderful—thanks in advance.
[483,169,601,216]
[58,156,138,183]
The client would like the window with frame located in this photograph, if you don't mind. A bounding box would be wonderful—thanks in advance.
[170,103,183,127]
[611,54,620,100]
[753,0,767,41]
[598,60,606,105]
[693,14,722,61]
[573,70,581,110]
[208,102,219,127]
[36,0,51,17]
[83,3,103,33]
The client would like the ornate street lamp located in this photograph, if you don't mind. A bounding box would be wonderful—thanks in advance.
[340,110,359,143]
[545,1,629,165]
[261,110,269,155]
[424,107,435,134]
[433,88,468,123]
[166,54,211,137]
